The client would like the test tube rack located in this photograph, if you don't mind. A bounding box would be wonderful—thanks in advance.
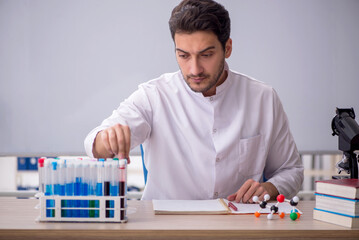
[37,157,128,223]
[38,194,128,223]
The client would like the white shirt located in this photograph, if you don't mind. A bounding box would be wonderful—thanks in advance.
[84,63,304,200]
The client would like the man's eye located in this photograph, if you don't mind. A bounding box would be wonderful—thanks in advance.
[202,53,213,58]
[179,54,189,59]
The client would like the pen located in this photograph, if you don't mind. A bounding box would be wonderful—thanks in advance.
[228,201,238,211]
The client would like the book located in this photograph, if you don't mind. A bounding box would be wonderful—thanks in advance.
[315,193,359,216]
[316,179,359,199]
[152,199,230,215]
[313,208,359,228]
[152,199,301,215]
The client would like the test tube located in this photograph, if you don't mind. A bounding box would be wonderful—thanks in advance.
[58,160,66,217]
[65,160,74,217]
[104,160,111,196]
[88,160,97,196]
[88,161,97,218]
[119,159,127,220]
[51,161,59,195]
[38,158,45,193]
[104,160,111,217]
[111,161,119,196]
[96,159,104,197]
[73,162,82,217]
[81,161,90,218]
[74,162,82,196]
[44,158,54,217]
[44,159,53,196]
[109,160,119,218]
[58,160,66,196]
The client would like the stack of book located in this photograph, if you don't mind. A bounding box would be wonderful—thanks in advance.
[313,178,359,228]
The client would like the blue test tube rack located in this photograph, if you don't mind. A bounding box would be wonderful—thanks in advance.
[37,157,128,223]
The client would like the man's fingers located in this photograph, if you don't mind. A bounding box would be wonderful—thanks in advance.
[229,180,272,204]
[251,185,266,202]
[108,128,119,156]
[123,125,131,162]
[234,180,252,203]
[227,193,236,201]
[258,191,268,201]
[100,130,114,155]
[94,124,131,161]
[113,124,126,159]
[242,181,261,203]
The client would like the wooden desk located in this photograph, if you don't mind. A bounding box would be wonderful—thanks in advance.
[0,198,358,240]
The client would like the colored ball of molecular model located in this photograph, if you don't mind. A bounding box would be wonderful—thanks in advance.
[252,194,301,221]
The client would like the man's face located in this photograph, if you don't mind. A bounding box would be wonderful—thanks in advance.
[174,31,232,97]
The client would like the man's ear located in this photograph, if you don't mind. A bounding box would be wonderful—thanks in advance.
[225,38,232,58]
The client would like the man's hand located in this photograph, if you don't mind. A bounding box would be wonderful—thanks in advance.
[227,179,279,203]
[93,124,131,163]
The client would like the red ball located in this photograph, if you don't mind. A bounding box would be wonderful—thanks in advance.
[277,194,285,203]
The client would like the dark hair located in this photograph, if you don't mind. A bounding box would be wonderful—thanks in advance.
[169,0,231,50]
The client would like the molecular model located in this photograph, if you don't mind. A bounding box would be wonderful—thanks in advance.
[252,194,301,221]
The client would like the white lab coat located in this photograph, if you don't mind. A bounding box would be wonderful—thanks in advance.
[84,63,304,200]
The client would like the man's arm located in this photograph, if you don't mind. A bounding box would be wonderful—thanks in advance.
[85,83,154,161]
[261,89,303,199]
[227,89,303,203]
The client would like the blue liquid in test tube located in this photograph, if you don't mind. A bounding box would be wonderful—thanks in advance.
[74,162,82,217]
[96,159,105,218]
[51,160,60,218]
[65,160,74,217]
[51,161,59,195]
[110,160,119,218]
[89,161,97,218]
[58,160,66,217]
[44,159,54,217]
[81,161,89,218]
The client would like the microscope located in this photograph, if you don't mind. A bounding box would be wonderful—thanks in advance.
[331,108,359,179]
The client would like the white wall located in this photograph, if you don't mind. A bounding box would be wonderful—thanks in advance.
[1,0,358,156]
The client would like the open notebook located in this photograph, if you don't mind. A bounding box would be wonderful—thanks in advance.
[152,199,302,215]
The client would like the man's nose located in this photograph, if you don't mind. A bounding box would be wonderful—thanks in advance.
[190,58,204,76]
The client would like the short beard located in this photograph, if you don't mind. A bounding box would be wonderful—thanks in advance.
[183,58,225,94]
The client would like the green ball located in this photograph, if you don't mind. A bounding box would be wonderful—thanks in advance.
[290,212,298,221]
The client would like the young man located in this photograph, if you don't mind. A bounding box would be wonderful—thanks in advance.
[84,0,303,202]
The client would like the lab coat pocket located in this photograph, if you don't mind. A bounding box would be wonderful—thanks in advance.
[238,134,265,177]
